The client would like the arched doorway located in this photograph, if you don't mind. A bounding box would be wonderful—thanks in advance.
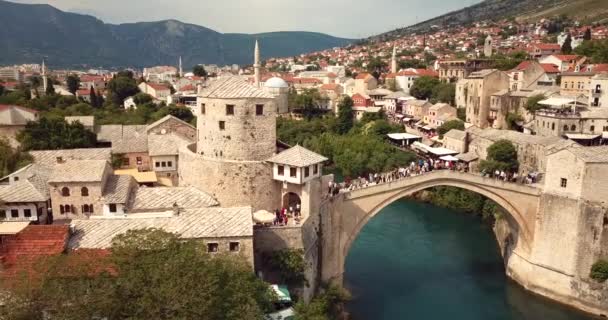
[282,192,301,211]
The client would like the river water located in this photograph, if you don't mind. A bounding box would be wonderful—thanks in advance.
[344,200,598,320]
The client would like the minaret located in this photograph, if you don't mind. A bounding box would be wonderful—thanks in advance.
[179,56,183,78]
[41,59,48,93]
[391,45,398,74]
[484,35,493,58]
[254,40,261,88]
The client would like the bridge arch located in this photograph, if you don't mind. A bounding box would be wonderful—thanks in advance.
[323,171,541,284]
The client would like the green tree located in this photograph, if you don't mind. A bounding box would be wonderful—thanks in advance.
[457,108,466,121]
[410,76,440,100]
[89,86,99,108]
[45,81,55,96]
[293,89,325,120]
[66,74,80,95]
[335,96,354,134]
[590,260,608,282]
[525,94,546,114]
[0,139,32,177]
[574,39,608,63]
[437,119,464,138]
[152,105,195,123]
[192,65,208,78]
[107,72,140,105]
[29,76,41,89]
[561,35,573,54]
[431,83,456,104]
[0,229,275,320]
[17,118,97,151]
[133,92,153,105]
[480,139,519,173]
[267,249,307,287]
[583,28,592,41]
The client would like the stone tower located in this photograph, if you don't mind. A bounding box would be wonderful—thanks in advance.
[391,46,398,74]
[41,59,48,93]
[484,35,493,58]
[179,76,280,211]
[254,40,261,88]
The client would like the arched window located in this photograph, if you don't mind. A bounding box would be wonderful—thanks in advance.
[552,123,555,131]
[81,187,89,197]
[59,205,65,214]
[61,187,70,197]
[571,125,576,131]
[563,125,569,131]
[82,204,89,213]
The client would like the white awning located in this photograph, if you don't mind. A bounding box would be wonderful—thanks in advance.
[565,133,601,140]
[395,114,405,118]
[440,155,459,161]
[387,133,421,140]
[0,221,30,235]
[253,210,275,224]
[539,97,588,108]
[429,147,458,156]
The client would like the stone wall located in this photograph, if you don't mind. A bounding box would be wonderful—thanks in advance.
[148,117,196,141]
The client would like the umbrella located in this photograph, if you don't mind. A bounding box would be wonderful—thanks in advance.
[253,210,275,224]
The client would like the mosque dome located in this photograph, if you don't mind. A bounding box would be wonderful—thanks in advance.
[264,77,289,88]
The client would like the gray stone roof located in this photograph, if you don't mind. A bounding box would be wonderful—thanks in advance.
[384,91,410,99]
[0,180,47,203]
[470,127,563,147]
[97,125,148,154]
[48,160,109,183]
[148,134,190,157]
[200,76,274,99]
[267,145,328,167]
[406,100,431,107]
[68,207,253,249]
[566,146,608,163]
[65,116,95,127]
[30,148,111,168]
[146,115,195,133]
[468,69,498,78]
[102,175,136,204]
[444,129,466,141]
[129,186,218,212]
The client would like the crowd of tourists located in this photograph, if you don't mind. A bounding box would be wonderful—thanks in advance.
[272,204,302,226]
[327,158,537,196]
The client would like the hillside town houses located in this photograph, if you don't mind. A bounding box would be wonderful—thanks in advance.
[2,15,608,310]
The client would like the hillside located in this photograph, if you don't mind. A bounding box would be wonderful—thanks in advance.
[370,0,608,41]
[0,0,353,68]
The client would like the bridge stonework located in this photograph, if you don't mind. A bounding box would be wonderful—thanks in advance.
[318,170,608,316]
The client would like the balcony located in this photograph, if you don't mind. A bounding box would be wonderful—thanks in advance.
[592,88,602,96]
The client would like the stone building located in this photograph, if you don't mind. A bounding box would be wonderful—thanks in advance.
[437,59,493,83]
[404,100,432,120]
[442,129,467,153]
[528,107,608,143]
[508,61,559,91]
[0,104,38,147]
[590,73,608,107]
[489,88,558,129]
[561,71,595,98]
[353,73,378,95]
[456,69,510,128]
[180,76,280,211]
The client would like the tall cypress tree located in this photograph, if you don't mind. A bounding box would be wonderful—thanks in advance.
[89,86,98,108]
[562,35,573,54]
[584,28,592,41]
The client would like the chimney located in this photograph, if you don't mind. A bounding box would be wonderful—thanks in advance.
[172,202,180,216]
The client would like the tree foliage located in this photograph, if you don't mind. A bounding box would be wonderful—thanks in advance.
[561,35,573,54]
[590,260,608,282]
[267,249,308,287]
[294,284,350,320]
[291,89,326,120]
[410,76,440,100]
[17,117,97,151]
[0,139,32,178]
[525,94,546,114]
[574,39,608,63]
[437,119,464,137]
[66,74,80,95]
[335,96,354,135]
[479,139,519,173]
[192,65,208,78]
[0,229,275,320]
[107,72,140,105]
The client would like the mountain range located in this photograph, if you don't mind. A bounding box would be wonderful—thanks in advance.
[0,0,353,69]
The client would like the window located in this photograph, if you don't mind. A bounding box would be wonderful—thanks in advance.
[226,104,235,115]
[56,156,64,163]
[82,204,89,213]
[13,177,19,182]
[0,210,6,219]
[155,162,160,168]
[201,103,206,114]
[161,162,166,167]
[61,187,70,197]
[136,157,142,165]
[219,121,225,130]
[591,125,595,132]
[304,167,310,177]
[229,242,240,252]
[207,243,219,253]
[560,178,568,188]
[290,167,297,178]
[313,164,318,174]
[571,125,576,131]
[278,165,284,176]
[65,205,71,213]
[23,209,31,218]
[11,210,18,218]
[563,125,569,131]
[60,205,65,214]
[551,123,555,131]
[81,187,89,197]
[168,161,173,167]
[109,204,117,213]
[123,158,130,166]
[256,104,264,116]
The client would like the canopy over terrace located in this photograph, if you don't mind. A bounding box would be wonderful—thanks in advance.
[387,133,422,146]
[539,96,588,109]
[411,141,458,157]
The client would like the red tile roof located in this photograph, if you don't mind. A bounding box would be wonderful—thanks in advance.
[355,73,372,80]
[552,54,580,62]
[531,43,561,51]
[0,225,69,272]
[146,83,170,91]
[541,63,560,73]
[179,84,196,92]
[320,83,340,91]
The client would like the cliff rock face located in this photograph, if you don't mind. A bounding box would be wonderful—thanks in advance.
[0,0,353,68]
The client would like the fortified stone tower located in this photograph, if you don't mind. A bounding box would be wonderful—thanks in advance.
[264,77,290,114]
[179,76,280,211]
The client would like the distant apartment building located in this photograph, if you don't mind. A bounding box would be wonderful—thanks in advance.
[437,59,493,83]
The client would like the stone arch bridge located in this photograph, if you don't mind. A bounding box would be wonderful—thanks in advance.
[320,170,542,283]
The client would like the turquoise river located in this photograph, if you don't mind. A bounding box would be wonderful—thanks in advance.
[344,200,599,320]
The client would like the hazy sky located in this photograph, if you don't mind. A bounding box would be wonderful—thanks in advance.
[10,0,479,38]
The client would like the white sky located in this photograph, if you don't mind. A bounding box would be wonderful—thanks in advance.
[9,0,479,38]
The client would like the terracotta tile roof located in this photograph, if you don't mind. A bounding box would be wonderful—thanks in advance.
[355,73,372,80]
[320,83,340,91]
[532,43,561,50]
[552,54,580,62]
[0,225,69,272]
[540,63,560,73]
[146,83,170,91]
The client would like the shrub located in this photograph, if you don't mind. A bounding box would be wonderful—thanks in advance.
[590,260,608,282]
